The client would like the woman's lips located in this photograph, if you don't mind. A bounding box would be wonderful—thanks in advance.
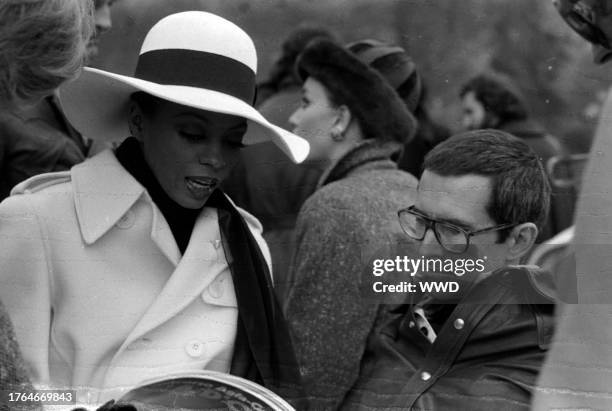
[185,176,218,199]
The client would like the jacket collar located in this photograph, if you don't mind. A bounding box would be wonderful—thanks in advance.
[317,139,403,188]
[71,149,145,245]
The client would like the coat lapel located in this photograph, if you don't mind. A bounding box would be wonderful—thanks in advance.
[72,150,144,245]
[112,208,231,359]
[71,150,181,266]
[149,196,181,267]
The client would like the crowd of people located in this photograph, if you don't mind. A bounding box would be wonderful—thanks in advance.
[0,0,610,410]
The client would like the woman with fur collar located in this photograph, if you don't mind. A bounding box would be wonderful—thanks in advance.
[284,39,419,410]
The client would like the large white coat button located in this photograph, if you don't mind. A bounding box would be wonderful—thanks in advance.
[115,210,135,229]
[208,278,225,299]
[420,371,432,381]
[185,340,205,358]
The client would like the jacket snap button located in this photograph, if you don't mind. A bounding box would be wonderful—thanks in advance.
[453,318,465,330]
[420,371,431,381]
[212,239,221,249]
[115,210,135,229]
[185,340,205,358]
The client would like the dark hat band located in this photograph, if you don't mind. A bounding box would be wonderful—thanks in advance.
[135,49,256,104]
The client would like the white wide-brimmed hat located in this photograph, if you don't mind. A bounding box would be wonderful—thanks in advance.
[60,11,309,163]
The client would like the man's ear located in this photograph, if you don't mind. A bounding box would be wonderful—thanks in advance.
[505,222,538,261]
[128,102,144,141]
[330,105,352,140]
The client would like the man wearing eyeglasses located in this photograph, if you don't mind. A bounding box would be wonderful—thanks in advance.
[341,129,557,410]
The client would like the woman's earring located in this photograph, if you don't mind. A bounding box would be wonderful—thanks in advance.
[133,115,142,131]
[130,114,143,137]
[331,128,344,142]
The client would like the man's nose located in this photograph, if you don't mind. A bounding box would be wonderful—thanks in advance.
[418,227,444,255]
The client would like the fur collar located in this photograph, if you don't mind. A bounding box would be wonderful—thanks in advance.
[317,139,403,188]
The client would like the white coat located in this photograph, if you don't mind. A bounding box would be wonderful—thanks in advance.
[0,150,272,405]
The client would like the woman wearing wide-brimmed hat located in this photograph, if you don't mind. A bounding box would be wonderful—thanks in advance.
[283,39,419,409]
[0,11,307,407]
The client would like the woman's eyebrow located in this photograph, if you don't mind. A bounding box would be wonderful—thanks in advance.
[172,112,209,122]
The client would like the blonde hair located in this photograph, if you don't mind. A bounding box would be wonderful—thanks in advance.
[0,0,94,106]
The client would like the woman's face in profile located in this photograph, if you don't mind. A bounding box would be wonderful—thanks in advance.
[289,77,338,162]
[133,99,247,209]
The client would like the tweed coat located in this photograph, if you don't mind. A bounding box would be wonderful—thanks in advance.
[284,139,418,410]
[0,149,271,406]
[0,301,40,411]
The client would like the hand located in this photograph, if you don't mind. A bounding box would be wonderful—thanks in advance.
[71,400,138,411]
[96,400,138,411]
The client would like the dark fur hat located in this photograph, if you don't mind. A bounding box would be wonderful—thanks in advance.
[296,39,417,144]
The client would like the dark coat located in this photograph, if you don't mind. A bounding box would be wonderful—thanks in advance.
[0,95,87,201]
[284,139,418,410]
[341,266,556,411]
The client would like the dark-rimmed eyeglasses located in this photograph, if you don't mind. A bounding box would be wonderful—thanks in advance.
[397,206,515,254]
[554,0,612,49]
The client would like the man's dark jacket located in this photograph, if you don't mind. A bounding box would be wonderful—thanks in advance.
[341,266,556,411]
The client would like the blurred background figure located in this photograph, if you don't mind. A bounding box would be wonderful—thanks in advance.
[255,25,337,106]
[460,72,564,164]
[87,0,116,64]
[284,38,418,410]
[459,72,573,241]
[0,0,93,406]
[0,0,115,202]
[533,0,612,409]
[223,25,338,301]
[347,39,449,177]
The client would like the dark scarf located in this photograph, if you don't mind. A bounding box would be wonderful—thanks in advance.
[116,138,200,254]
[115,138,304,406]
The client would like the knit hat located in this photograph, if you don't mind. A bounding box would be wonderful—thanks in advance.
[296,39,417,144]
[347,39,423,113]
